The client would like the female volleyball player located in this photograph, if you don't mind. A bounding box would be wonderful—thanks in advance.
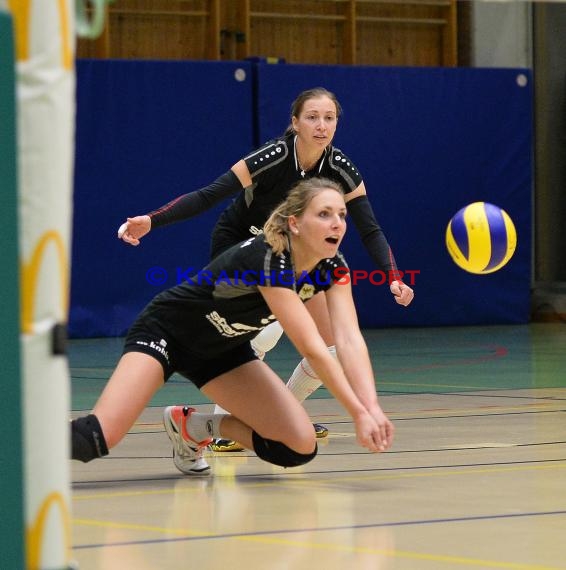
[72,178,395,475]
[117,87,413,453]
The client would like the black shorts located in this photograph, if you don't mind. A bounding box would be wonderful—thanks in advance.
[123,317,258,389]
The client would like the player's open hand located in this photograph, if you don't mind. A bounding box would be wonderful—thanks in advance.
[117,215,151,246]
[390,280,414,307]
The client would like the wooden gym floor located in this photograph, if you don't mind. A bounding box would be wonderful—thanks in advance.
[70,323,566,570]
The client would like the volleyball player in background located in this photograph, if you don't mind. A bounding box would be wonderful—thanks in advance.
[117,87,413,455]
[74,179,395,475]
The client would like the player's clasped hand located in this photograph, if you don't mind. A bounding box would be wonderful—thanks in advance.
[117,215,152,246]
[390,279,414,307]
[354,408,394,453]
[371,405,395,451]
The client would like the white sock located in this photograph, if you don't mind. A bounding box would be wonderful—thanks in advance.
[186,413,225,442]
[251,321,284,359]
[286,346,337,403]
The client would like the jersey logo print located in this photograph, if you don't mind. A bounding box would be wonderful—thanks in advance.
[298,283,315,301]
[206,310,264,338]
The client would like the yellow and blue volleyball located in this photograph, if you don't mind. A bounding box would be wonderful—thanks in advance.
[446,202,517,274]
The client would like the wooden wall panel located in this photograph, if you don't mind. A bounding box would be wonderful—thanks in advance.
[248,20,344,65]
[77,0,214,60]
[355,0,455,66]
[77,0,458,67]
[243,0,349,65]
[356,23,443,66]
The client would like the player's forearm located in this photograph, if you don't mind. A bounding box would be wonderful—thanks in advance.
[304,350,369,420]
[149,170,243,228]
[335,336,380,411]
[347,195,397,272]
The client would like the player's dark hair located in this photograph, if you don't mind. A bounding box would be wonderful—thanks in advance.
[264,177,344,254]
[283,87,342,137]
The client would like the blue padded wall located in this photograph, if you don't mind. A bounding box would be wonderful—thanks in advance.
[70,61,532,337]
[254,64,533,328]
[71,60,254,337]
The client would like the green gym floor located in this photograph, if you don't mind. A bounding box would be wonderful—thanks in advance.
[70,323,566,570]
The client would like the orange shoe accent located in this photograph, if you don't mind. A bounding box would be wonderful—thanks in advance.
[174,406,213,449]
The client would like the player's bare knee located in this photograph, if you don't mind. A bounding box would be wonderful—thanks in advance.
[278,425,316,455]
[101,430,120,450]
[296,428,318,454]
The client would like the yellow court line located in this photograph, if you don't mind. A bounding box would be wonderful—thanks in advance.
[72,519,564,570]
[236,535,564,570]
[288,460,566,487]
[73,518,211,537]
[73,461,566,501]
[73,486,208,502]
[309,403,565,421]
[387,403,566,417]
[380,381,539,390]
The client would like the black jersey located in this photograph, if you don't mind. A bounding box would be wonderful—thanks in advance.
[213,134,363,243]
[137,235,348,358]
[148,132,397,273]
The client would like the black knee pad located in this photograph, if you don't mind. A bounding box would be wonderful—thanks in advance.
[71,414,109,463]
[252,431,317,467]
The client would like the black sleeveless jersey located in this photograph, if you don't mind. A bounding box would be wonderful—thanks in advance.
[214,133,363,242]
[138,234,348,358]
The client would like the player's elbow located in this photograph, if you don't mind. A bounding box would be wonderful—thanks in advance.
[296,341,330,369]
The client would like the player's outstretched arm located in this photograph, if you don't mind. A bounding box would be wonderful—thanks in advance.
[259,285,391,452]
[346,182,415,308]
[116,166,249,246]
[325,279,395,449]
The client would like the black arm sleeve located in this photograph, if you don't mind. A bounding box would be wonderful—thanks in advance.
[347,195,399,274]
[148,170,244,229]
